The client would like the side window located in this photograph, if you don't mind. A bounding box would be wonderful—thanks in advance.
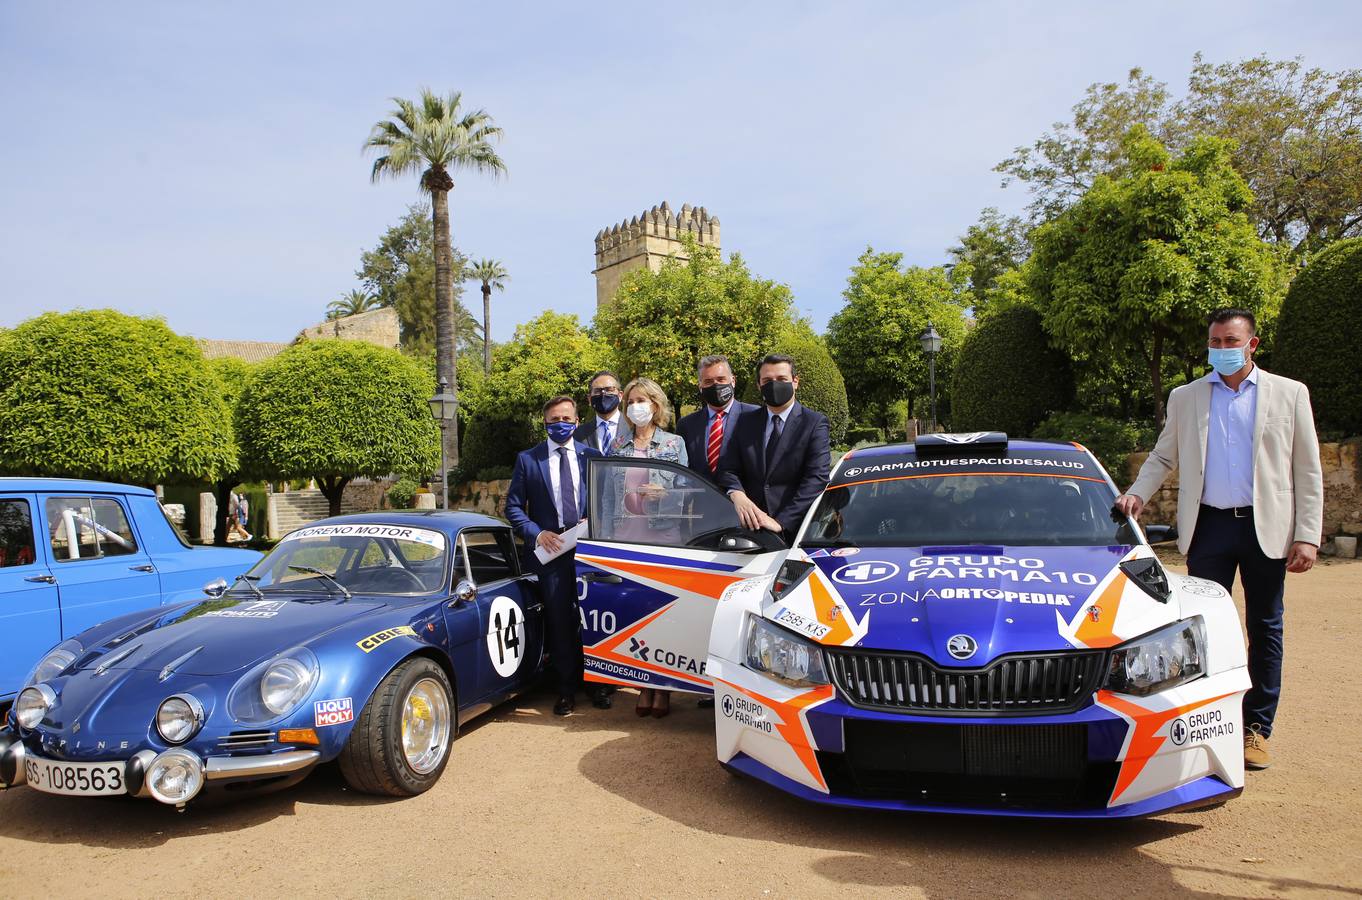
[459,529,517,585]
[91,498,139,557]
[588,458,740,548]
[46,497,101,561]
[0,499,37,568]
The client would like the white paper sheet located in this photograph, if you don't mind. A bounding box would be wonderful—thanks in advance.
[533,520,587,565]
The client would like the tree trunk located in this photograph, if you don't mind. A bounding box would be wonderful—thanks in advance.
[431,188,460,468]
[482,283,492,374]
[1150,331,1165,429]
[318,475,351,518]
[213,479,237,546]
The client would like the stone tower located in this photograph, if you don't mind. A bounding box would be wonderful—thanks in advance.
[593,201,720,307]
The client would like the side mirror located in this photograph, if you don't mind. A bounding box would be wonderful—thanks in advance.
[203,577,229,598]
[454,580,477,604]
[719,534,760,552]
[1144,524,1179,545]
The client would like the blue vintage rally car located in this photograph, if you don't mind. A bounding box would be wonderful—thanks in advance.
[0,512,543,806]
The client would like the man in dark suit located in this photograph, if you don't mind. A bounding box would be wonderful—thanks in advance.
[676,354,760,480]
[505,395,603,715]
[716,354,831,537]
[574,370,624,453]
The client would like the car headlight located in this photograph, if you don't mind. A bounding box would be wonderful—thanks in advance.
[146,749,205,805]
[744,616,829,687]
[1105,617,1206,696]
[27,640,82,686]
[15,684,56,730]
[155,694,204,744]
[228,647,319,723]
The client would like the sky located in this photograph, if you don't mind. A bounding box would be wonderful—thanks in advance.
[2,1,1359,344]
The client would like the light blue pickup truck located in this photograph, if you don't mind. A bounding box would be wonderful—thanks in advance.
[0,478,261,707]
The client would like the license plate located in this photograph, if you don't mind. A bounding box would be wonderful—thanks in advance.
[24,756,127,796]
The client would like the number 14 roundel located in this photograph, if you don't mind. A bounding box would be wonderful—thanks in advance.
[486,595,526,678]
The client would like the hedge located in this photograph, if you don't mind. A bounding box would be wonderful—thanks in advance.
[950,306,1073,437]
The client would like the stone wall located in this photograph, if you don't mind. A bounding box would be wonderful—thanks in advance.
[1125,440,1362,537]
[451,479,512,519]
[295,307,400,349]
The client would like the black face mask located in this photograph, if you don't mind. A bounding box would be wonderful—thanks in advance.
[589,392,620,415]
[699,382,735,408]
[760,380,795,408]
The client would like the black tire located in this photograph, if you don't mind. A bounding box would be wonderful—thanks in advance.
[338,657,455,797]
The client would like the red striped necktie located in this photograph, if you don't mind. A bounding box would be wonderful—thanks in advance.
[706,409,726,473]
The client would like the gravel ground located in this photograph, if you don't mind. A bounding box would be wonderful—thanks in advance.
[1,556,1358,899]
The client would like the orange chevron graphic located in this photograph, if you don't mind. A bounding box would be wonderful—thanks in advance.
[583,602,711,688]
[808,575,854,645]
[1075,575,1126,648]
[1099,690,1235,805]
[715,677,834,791]
[577,555,745,600]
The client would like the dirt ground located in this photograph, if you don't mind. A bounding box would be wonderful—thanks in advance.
[1,557,1359,899]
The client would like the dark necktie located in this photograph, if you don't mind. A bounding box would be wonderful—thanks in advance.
[706,410,725,473]
[557,447,576,530]
[765,414,784,471]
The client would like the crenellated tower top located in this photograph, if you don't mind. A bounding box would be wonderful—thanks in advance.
[592,201,721,307]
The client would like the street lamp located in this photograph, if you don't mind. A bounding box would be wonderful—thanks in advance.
[918,322,942,434]
[427,378,457,510]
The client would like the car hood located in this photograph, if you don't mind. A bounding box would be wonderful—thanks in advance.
[768,544,1178,666]
[73,593,386,677]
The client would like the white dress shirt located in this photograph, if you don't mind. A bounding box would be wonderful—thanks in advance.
[547,438,582,528]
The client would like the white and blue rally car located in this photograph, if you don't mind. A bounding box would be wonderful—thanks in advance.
[576,432,1248,817]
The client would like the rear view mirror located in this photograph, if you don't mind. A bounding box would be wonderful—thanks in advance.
[719,535,760,552]
[1144,524,1178,545]
[203,578,228,598]
[453,580,477,604]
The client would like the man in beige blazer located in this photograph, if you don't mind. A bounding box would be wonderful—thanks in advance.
[1116,308,1323,771]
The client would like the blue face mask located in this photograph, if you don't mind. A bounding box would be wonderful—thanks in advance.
[1207,346,1248,377]
[546,421,577,444]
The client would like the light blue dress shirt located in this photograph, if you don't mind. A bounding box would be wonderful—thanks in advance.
[1201,367,1258,508]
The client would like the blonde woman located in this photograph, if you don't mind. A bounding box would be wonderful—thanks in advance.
[606,376,688,717]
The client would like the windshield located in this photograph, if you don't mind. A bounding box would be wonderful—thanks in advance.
[804,473,1126,548]
[242,524,448,595]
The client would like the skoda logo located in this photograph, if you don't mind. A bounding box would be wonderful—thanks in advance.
[946,634,978,660]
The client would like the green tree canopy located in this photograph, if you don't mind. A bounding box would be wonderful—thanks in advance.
[0,310,235,484]
[207,356,257,545]
[594,238,794,410]
[1273,236,1362,435]
[1027,128,1285,425]
[356,203,479,354]
[238,340,440,515]
[327,289,380,321]
[950,305,1073,436]
[947,207,1031,301]
[826,249,970,435]
[998,55,1362,255]
[739,318,850,446]
[465,257,509,374]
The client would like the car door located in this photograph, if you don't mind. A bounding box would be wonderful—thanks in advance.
[40,494,161,638]
[452,527,545,705]
[577,457,786,695]
[0,494,61,701]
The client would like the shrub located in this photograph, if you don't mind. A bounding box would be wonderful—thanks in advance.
[844,425,883,446]
[741,320,850,445]
[951,306,1073,436]
[386,477,419,510]
[459,414,537,482]
[1274,236,1362,435]
[1032,412,1154,480]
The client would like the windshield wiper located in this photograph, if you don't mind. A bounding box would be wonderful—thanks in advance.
[232,573,267,601]
[287,565,352,600]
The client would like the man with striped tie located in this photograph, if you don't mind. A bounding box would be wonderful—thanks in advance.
[677,355,759,482]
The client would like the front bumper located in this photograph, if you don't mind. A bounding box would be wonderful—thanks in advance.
[0,728,319,805]
[709,657,1249,818]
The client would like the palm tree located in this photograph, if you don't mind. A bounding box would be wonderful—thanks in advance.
[465,258,508,373]
[326,289,380,320]
[365,90,505,468]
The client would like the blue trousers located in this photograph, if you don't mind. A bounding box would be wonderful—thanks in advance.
[536,552,583,698]
[1186,505,1287,737]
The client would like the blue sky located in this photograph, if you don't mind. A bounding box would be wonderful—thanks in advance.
[2,1,1358,343]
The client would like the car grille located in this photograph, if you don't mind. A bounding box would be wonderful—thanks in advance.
[217,730,275,751]
[825,648,1106,715]
[818,721,1120,808]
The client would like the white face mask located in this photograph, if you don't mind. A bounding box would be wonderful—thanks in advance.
[626,401,653,427]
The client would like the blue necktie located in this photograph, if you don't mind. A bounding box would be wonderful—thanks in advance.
[765,414,784,470]
[599,420,610,450]
[557,447,576,530]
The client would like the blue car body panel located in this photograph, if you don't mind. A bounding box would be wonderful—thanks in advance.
[0,478,262,702]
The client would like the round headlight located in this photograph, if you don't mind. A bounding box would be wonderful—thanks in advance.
[31,646,78,684]
[15,685,56,730]
[155,694,204,744]
[146,749,204,805]
[261,659,314,715]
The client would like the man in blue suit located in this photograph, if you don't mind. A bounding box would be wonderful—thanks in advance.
[505,395,603,715]
[676,355,760,481]
[716,354,831,537]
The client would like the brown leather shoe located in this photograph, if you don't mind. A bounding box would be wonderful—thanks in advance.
[1244,724,1272,770]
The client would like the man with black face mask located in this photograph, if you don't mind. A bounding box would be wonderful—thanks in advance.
[716,354,831,536]
[575,370,624,452]
[677,355,760,480]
